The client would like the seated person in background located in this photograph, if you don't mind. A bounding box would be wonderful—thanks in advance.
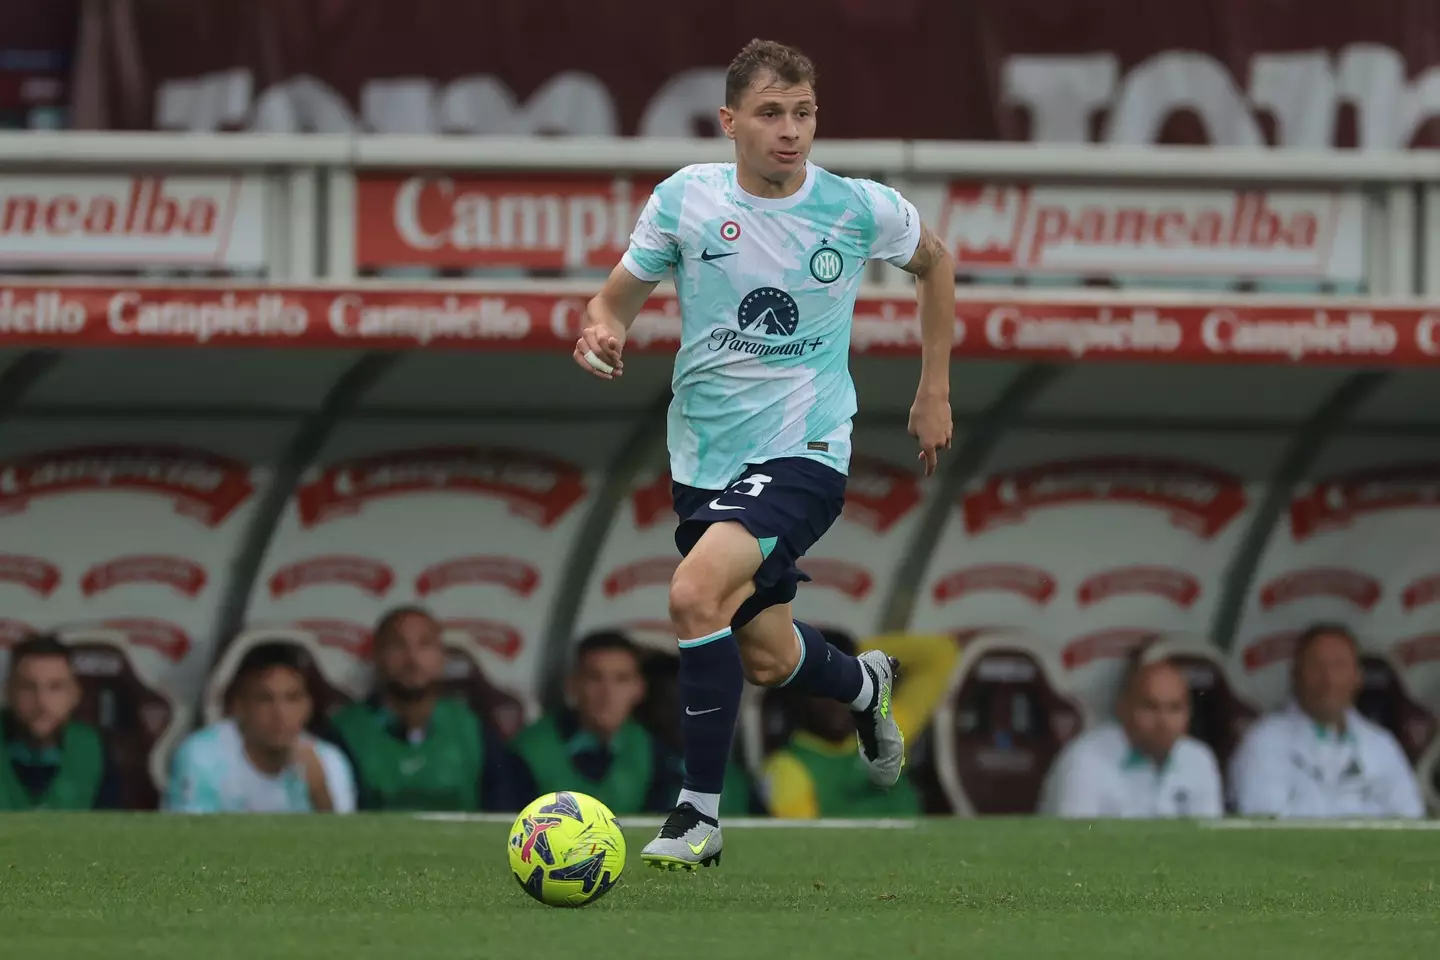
[762,630,955,818]
[1041,652,1222,819]
[1230,623,1423,819]
[513,631,682,814]
[166,642,355,813]
[1,634,119,810]
[327,605,523,812]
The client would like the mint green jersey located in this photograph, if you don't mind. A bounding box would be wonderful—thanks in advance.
[621,161,921,490]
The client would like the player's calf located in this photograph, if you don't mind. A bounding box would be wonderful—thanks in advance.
[664,522,761,823]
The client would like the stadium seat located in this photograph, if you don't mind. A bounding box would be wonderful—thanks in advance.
[440,634,532,740]
[202,628,358,731]
[57,629,190,811]
[1418,737,1440,816]
[1141,637,1261,774]
[929,635,1086,816]
[1356,651,1437,766]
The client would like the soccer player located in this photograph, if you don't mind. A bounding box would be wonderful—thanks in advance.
[574,39,955,869]
[165,642,356,813]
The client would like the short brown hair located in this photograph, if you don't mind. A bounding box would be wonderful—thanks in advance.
[725,39,817,107]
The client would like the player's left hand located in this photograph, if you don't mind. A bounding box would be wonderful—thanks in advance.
[908,391,953,477]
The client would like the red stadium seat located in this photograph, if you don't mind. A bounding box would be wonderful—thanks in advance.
[1356,651,1437,766]
[929,635,1086,816]
[57,629,190,811]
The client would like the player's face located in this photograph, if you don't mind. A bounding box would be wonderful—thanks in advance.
[236,666,311,753]
[1294,633,1360,724]
[721,73,816,184]
[1122,665,1191,760]
[6,655,80,743]
[573,648,645,738]
[377,613,445,699]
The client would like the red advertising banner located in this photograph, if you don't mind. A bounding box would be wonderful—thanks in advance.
[77,0,1440,148]
[2,281,1440,366]
[356,175,659,271]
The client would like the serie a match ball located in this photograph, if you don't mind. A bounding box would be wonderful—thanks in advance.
[507,791,626,907]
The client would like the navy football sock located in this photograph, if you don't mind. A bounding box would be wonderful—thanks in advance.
[779,619,867,705]
[677,626,744,797]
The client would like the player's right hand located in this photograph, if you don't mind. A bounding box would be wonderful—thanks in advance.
[574,302,626,380]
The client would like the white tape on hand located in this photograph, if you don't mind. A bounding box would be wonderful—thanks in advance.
[583,349,615,375]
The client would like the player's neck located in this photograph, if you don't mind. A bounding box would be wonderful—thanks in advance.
[735,160,807,200]
[383,692,436,735]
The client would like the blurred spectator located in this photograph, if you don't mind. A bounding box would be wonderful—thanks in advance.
[326,606,524,812]
[1229,624,1423,819]
[165,642,355,814]
[1040,653,1222,818]
[636,647,758,816]
[762,630,955,818]
[1,633,119,810]
[512,631,683,814]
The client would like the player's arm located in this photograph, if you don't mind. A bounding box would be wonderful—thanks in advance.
[901,225,956,477]
[576,264,660,379]
[576,182,680,380]
[863,181,955,477]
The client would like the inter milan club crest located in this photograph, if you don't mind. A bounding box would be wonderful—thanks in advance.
[720,220,741,242]
[810,243,843,283]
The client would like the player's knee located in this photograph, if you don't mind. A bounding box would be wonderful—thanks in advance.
[668,568,725,636]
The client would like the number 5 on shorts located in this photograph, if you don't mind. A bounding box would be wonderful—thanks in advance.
[731,474,772,498]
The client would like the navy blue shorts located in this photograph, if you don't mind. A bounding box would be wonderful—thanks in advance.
[672,456,847,630]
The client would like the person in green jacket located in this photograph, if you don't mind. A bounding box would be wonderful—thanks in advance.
[325,606,524,812]
[512,632,685,815]
[1,633,119,811]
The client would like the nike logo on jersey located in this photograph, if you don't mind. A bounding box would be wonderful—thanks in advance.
[707,498,745,511]
[700,249,738,262]
[685,706,722,716]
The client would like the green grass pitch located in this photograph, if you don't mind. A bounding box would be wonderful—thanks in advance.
[2,815,1437,959]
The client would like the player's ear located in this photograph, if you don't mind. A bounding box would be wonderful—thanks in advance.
[719,105,735,140]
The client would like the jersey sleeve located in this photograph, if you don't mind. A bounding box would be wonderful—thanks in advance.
[317,743,358,814]
[857,179,923,268]
[620,176,684,282]
[163,736,223,814]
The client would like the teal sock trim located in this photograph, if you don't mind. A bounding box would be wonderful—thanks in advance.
[678,626,733,649]
[778,622,807,687]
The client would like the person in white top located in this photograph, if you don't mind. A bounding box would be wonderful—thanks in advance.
[165,642,356,814]
[1041,654,1223,818]
[1229,624,1423,819]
